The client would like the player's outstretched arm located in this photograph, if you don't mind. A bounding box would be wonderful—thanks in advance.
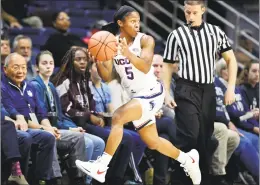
[119,35,155,74]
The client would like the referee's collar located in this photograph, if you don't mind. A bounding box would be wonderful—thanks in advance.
[186,22,205,30]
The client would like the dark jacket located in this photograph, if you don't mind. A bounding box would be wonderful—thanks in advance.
[214,77,258,132]
[239,83,259,109]
[30,75,77,129]
[214,85,230,126]
[55,75,95,123]
[1,103,10,122]
[1,76,47,122]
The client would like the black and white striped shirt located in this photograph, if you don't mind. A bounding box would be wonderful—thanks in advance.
[163,22,232,84]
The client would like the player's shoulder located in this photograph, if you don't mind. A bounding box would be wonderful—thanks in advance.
[139,32,155,45]
[139,32,154,41]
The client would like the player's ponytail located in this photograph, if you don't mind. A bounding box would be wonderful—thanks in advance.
[102,5,137,35]
[102,22,119,35]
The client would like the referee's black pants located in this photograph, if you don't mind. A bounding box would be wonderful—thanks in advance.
[173,78,216,183]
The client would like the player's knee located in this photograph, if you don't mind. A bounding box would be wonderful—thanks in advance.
[112,113,124,126]
[146,140,160,150]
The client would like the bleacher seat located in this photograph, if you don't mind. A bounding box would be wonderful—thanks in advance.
[73,1,100,9]
[66,8,85,17]
[69,28,88,38]
[70,17,96,28]
[33,35,48,47]
[101,10,115,22]
[9,27,41,35]
[84,9,114,22]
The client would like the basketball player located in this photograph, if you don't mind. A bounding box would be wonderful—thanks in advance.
[76,5,201,185]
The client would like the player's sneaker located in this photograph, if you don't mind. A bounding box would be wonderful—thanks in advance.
[75,158,109,183]
[180,149,201,185]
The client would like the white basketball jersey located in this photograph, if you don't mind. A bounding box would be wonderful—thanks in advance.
[113,32,158,98]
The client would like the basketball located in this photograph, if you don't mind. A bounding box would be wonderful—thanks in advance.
[88,31,117,61]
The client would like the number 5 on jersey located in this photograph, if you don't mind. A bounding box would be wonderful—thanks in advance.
[125,66,134,80]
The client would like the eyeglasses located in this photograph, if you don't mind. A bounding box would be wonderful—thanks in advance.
[10,65,27,72]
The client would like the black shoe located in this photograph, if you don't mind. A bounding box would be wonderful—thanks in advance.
[91,179,105,185]
[107,177,124,185]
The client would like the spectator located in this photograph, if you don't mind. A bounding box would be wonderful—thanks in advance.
[30,50,105,185]
[235,30,259,66]
[89,62,114,114]
[152,54,175,119]
[237,60,259,110]
[13,35,37,80]
[1,0,43,29]
[1,104,31,185]
[2,53,87,185]
[53,48,140,185]
[1,34,11,63]
[1,53,55,185]
[214,72,259,183]
[215,60,259,135]
[42,11,87,67]
[209,122,239,185]
[107,68,130,111]
[1,34,11,80]
[83,20,108,45]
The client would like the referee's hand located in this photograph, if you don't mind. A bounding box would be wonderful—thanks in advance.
[224,86,236,105]
[165,94,177,109]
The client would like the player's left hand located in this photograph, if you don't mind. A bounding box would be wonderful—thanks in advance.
[117,37,131,57]
[224,86,235,105]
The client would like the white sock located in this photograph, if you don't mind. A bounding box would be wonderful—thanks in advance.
[101,152,112,166]
[176,151,190,164]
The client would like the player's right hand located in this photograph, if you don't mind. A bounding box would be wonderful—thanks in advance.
[165,93,177,109]
[87,50,99,63]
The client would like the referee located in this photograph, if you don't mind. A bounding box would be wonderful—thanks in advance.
[163,0,237,184]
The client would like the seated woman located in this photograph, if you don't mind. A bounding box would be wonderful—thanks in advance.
[30,50,105,185]
[41,11,88,68]
[52,47,139,185]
